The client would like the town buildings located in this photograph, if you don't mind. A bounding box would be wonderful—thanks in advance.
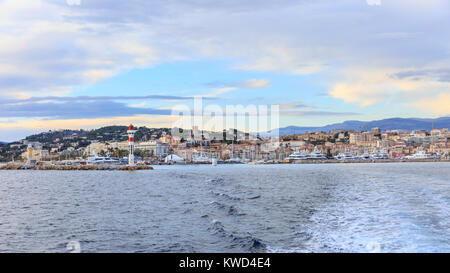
[5,126,450,163]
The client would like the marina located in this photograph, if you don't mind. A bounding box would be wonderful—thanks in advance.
[2,125,449,168]
[1,157,448,170]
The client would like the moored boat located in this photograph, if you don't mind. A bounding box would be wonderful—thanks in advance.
[307,147,328,160]
[287,149,308,161]
[192,152,212,164]
[405,148,435,159]
[334,150,357,160]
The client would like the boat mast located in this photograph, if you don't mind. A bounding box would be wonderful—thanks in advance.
[431,119,435,147]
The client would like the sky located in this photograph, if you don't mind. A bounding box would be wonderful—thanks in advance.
[0,0,449,141]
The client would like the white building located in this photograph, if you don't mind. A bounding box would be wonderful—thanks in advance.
[135,141,170,158]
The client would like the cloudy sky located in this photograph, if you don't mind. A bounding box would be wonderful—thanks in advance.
[0,0,449,141]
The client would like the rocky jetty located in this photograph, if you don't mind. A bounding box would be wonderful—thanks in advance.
[0,163,153,171]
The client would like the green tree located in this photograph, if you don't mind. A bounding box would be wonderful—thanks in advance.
[134,149,152,159]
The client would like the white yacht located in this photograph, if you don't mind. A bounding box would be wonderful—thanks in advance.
[226,157,244,163]
[405,149,434,160]
[335,151,356,160]
[86,155,121,165]
[379,149,390,159]
[370,149,389,160]
[164,154,185,164]
[241,158,251,163]
[192,152,212,164]
[287,149,308,161]
[307,147,328,160]
[356,152,371,160]
[227,143,244,163]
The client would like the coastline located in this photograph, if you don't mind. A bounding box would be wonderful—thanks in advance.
[289,158,450,164]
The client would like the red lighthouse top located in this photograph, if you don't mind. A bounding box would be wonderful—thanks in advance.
[129,124,134,131]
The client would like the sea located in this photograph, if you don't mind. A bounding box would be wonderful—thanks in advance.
[0,162,449,253]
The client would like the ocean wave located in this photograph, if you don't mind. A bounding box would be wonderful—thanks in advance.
[227,205,246,216]
[207,220,266,252]
[206,177,225,184]
[208,201,246,216]
[211,191,241,201]
[266,246,307,253]
[248,195,261,200]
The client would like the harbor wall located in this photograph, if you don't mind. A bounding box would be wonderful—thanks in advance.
[0,164,153,171]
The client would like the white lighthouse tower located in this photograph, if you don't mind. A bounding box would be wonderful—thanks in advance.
[127,124,137,166]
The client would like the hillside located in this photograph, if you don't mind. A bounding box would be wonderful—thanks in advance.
[24,126,171,144]
[264,117,450,136]
[0,126,171,162]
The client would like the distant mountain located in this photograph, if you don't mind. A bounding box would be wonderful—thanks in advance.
[263,117,450,136]
[0,142,6,145]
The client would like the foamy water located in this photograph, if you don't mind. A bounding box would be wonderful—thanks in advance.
[0,162,449,252]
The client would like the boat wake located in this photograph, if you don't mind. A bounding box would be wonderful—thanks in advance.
[208,201,246,216]
[207,220,267,252]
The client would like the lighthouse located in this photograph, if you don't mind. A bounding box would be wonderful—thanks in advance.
[127,124,137,166]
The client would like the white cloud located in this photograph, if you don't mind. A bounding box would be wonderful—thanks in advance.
[0,0,449,118]
[204,87,238,97]
[0,0,165,97]
[201,79,271,97]
[240,79,272,89]
[329,64,450,114]
[413,93,450,116]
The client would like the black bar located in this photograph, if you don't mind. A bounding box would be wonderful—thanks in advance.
[1,253,448,272]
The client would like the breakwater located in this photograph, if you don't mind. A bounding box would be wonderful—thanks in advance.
[0,164,153,171]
